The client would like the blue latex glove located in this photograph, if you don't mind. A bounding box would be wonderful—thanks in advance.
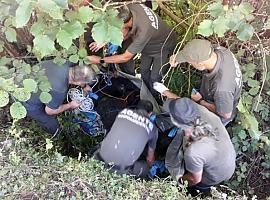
[108,43,119,55]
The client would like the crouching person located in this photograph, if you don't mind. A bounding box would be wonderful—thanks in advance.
[164,97,236,196]
[93,100,158,178]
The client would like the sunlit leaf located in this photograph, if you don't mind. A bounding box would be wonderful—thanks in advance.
[69,54,79,63]
[0,90,9,107]
[33,34,56,58]
[13,88,31,102]
[78,6,93,23]
[236,23,254,41]
[207,0,225,18]
[197,20,213,37]
[213,16,229,37]
[92,20,107,44]
[38,0,63,20]
[10,102,27,119]
[56,29,73,49]
[23,79,37,92]
[5,27,17,42]
[15,0,34,27]
[39,92,52,103]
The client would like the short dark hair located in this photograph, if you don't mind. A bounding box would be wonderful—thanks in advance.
[117,6,132,23]
[136,100,153,113]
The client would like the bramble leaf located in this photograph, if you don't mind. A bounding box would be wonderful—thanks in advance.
[0,90,9,107]
[10,102,27,119]
[39,92,52,103]
[15,0,34,27]
[56,29,73,49]
[197,20,213,37]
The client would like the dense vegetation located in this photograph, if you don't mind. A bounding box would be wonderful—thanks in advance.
[0,0,269,199]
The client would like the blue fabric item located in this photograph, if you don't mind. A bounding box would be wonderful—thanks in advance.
[88,92,99,100]
[77,112,100,136]
[149,160,166,177]
[149,114,156,122]
[108,43,119,55]
[168,127,178,138]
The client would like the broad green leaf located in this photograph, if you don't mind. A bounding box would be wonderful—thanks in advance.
[213,16,229,37]
[238,2,254,16]
[78,48,87,58]
[106,7,119,18]
[238,130,247,140]
[53,56,66,65]
[39,92,52,103]
[207,0,225,18]
[30,20,45,36]
[225,10,244,30]
[78,6,93,23]
[0,66,9,76]
[1,78,16,92]
[10,102,27,119]
[15,0,34,27]
[23,79,37,92]
[22,63,31,74]
[0,90,9,107]
[33,34,56,58]
[248,87,259,96]
[32,65,40,73]
[69,54,79,63]
[39,81,52,92]
[38,0,63,20]
[5,27,17,42]
[237,98,247,113]
[197,20,213,37]
[108,24,123,46]
[56,29,73,49]
[13,88,31,101]
[92,21,107,44]
[66,46,78,55]
[62,21,85,39]
[236,23,254,41]
[0,56,12,66]
[247,79,259,87]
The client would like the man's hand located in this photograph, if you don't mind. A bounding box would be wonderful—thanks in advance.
[87,55,101,64]
[69,100,81,109]
[153,82,169,95]
[191,91,202,102]
[147,151,155,166]
[89,42,106,52]
[169,54,179,67]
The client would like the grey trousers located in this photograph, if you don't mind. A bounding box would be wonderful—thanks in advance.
[93,151,149,178]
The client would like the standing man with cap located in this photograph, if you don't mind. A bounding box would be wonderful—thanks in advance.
[87,4,176,98]
[152,86,236,195]
[169,39,242,125]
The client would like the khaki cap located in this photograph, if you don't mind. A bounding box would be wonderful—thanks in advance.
[175,39,213,63]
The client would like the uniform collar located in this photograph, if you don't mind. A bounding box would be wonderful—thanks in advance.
[204,50,222,78]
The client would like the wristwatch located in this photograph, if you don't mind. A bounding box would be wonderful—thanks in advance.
[100,58,105,64]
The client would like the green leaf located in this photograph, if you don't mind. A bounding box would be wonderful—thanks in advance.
[22,63,31,74]
[13,88,31,101]
[0,90,9,107]
[30,20,45,37]
[236,23,254,41]
[213,16,229,37]
[238,2,254,16]
[1,78,16,92]
[197,20,213,37]
[39,92,52,103]
[15,0,34,27]
[92,21,108,44]
[249,87,259,96]
[62,21,84,39]
[39,81,52,92]
[0,66,10,76]
[38,0,63,20]
[78,48,87,58]
[207,0,225,18]
[238,130,247,140]
[237,98,247,113]
[247,79,259,87]
[78,6,93,23]
[45,138,53,151]
[69,54,79,63]
[108,24,123,46]
[10,102,27,119]
[56,29,73,49]
[23,79,37,92]
[33,34,56,58]
[5,27,17,42]
[53,56,66,65]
